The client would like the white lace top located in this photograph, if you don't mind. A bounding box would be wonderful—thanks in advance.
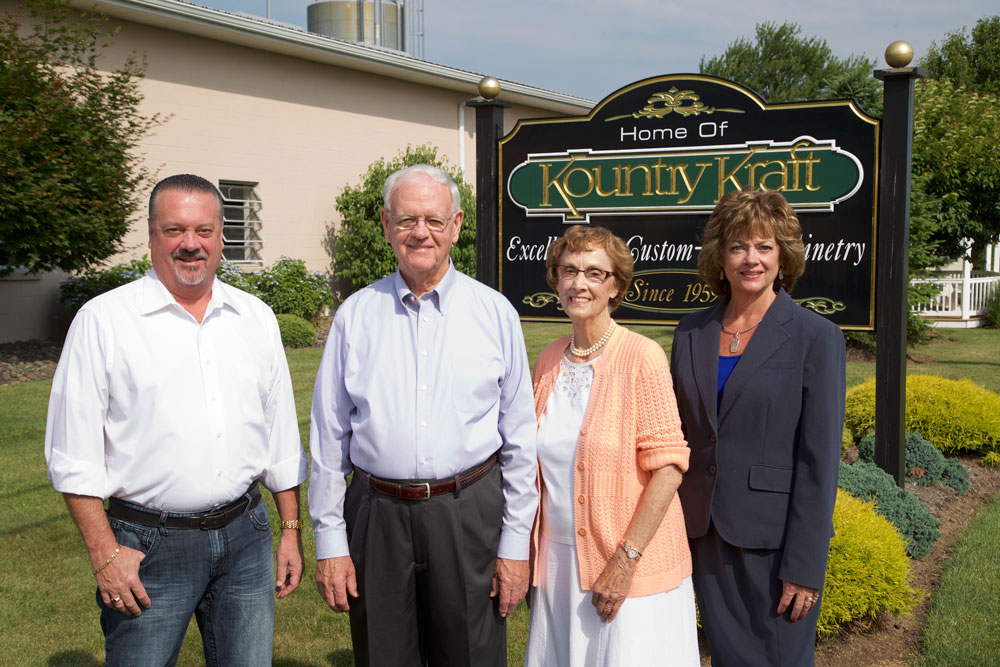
[536,354,596,545]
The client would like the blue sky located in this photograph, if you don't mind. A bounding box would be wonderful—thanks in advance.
[194,1,996,101]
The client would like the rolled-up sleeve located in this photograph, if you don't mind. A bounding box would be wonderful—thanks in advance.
[45,308,112,497]
[261,313,309,493]
[635,347,690,474]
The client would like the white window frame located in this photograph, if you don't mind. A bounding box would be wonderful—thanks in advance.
[219,181,263,264]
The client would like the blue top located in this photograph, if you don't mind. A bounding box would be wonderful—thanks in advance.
[717,354,741,411]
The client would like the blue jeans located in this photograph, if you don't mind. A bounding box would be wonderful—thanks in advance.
[100,490,275,667]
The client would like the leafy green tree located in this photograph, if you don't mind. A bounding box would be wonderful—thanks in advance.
[0,0,161,277]
[920,16,1000,96]
[700,21,882,114]
[912,78,1000,263]
[331,144,476,295]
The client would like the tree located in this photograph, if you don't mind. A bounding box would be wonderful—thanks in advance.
[0,0,160,277]
[331,144,476,295]
[700,21,882,114]
[921,16,1000,96]
[911,78,1000,263]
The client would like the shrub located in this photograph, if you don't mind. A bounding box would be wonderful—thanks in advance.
[838,460,941,559]
[60,256,153,310]
[245,257,333,322]
[857,432,968,494]
[817,489,920,638]
[941,457,971,495]
[332,144,476,296]
[275,314,316,348]
[844,375,1000,459]
[985,286,1000,328]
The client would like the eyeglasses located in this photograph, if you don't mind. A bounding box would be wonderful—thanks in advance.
[556,265,615,284]
[388,212,456,232]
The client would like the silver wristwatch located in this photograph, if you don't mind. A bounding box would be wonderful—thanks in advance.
[620,539,642,560]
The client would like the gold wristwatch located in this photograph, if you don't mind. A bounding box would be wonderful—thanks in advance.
[280,520,302,531]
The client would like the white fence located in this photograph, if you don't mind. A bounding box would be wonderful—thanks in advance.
[912,270,1000,327]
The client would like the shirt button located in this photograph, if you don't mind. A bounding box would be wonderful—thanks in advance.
[420,421,427,428]
[578,528,587,537]
[709,465,717,475]
[577,462,585,472]
[710,433,717,443]
[217,471,223,477]
[422,316,429,323]
[421,350,428,357]
[420,384,428,391]
[216,433,222,439]
[420,458,427,465]
[577,495,585,505]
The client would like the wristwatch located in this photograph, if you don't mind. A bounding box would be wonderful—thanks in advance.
[620,539,642,561]
[280,520,302,531]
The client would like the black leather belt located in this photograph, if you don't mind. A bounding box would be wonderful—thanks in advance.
[354,453,498,501]
[107,483,261,530]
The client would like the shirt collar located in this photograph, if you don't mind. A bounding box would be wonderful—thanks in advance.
[392,261,457,314]
[140,269,241,318]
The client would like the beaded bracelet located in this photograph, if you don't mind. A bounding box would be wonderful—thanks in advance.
[93,544,121,575]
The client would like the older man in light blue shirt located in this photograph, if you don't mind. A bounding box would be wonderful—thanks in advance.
[309,164,537,666]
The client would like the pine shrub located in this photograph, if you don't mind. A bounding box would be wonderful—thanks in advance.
[818,489,919,638]
[275,314,316,348]
[838,460,941,559]
[857,432,968,494]
[844,375,1000,459]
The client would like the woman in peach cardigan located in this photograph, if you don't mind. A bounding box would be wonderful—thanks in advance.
[524,225,698,667]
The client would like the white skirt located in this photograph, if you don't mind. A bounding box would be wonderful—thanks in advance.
[524,535,700,667]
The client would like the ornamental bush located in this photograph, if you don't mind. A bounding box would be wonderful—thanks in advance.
[331,144,476,296]
[844,375,1000,459]
[857,432,969,494]
[248,257,333,322]
[817,489,919,638]
[816,489,921,637]
[60,256,332,322]
[838,460,941,559]
[275,314,316,348]
[60,256,153,310]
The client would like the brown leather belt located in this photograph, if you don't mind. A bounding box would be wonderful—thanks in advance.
[354,453,498,501]
[106,482,261,530]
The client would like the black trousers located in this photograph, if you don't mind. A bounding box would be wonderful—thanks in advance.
[345,464,507,667]
[690,523,819,667]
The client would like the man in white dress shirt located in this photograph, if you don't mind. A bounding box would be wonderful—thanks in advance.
[309,164,537,666]
[45,174,309,666]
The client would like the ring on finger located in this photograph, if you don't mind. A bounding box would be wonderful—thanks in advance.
[111,596,122,604]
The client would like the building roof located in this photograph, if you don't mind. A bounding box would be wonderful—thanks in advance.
[72,0,596,115]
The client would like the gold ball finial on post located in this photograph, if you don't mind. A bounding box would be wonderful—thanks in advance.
[884,41,914,68]
[478,76,501,100]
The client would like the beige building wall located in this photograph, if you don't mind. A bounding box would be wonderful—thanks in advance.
[0,0,590,342]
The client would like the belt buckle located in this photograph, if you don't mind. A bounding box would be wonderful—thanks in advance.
[407,482,431,500]
[199,512,227,530]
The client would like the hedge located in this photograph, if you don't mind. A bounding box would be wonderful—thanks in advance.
[857,432,969,495]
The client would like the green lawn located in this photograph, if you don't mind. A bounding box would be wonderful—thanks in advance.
[1,325,997,664]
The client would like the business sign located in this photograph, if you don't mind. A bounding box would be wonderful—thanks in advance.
[499,75,879,328]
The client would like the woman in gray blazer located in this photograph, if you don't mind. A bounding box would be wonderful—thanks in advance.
[670,189,846,666]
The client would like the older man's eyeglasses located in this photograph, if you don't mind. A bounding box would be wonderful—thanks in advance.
[556,265,615,284]
[388,212,455,232]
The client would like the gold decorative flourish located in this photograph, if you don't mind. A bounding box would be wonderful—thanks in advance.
[523,292,561,309]
[796,297,846,315]
[606,88,744,121]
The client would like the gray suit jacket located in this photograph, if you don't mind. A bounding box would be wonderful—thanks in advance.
[670,289,846,588]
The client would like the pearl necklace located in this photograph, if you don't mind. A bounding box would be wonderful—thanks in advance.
[570,320,616,358]
[722,318,763,354]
